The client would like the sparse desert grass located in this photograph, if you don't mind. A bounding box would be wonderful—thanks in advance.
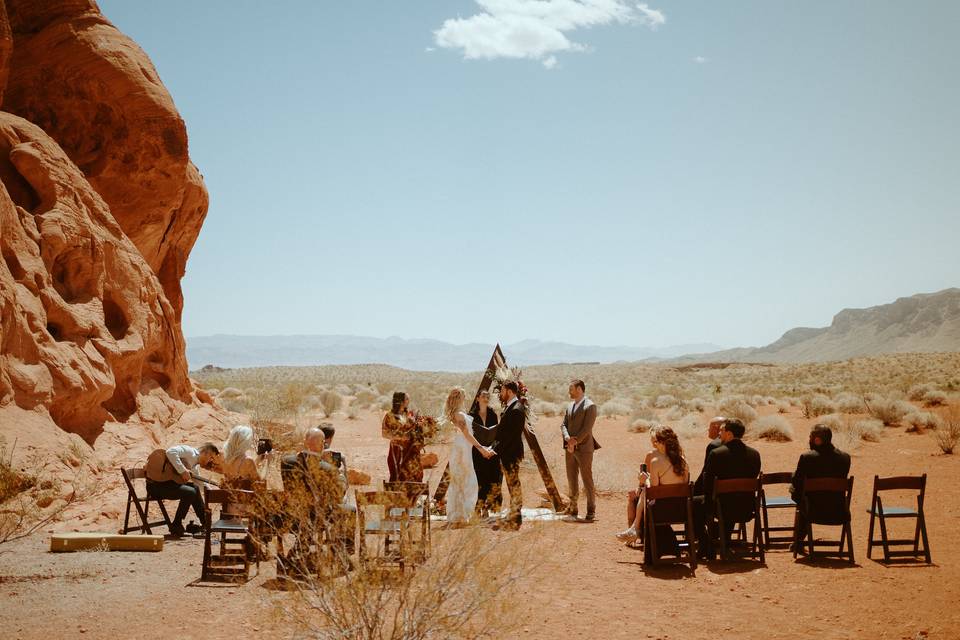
[868,398,915,426]
[923,390,948,407]
[600,398,632,417]
[717,398,757,425]
[834,392,866,414]
[903,410,943,433]
[628,418,655,433]
[749,415,794,442]
[802,394,837,418]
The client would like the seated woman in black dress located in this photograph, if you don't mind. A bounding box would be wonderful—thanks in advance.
[470,390,501,518]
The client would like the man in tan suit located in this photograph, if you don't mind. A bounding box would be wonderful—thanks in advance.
[561,379,599,522]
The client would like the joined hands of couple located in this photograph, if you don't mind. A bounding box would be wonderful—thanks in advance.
[477,445,497,460]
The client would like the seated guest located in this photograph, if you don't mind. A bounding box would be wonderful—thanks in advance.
[616,425,689,544]
[791,424,851,536]
[144,442,222,537]
[222,425,269,490]
[693,416,725,496]
[280,427,355,558]
[695,419,761,557]
[382,391,423,482]
[317,423,349,489]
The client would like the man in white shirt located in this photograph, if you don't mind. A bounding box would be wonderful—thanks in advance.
[144,443,222,537]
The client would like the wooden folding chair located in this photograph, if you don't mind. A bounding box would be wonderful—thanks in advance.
[643,482,697,570]
[793,476,854,563]
[866,474,931,563]
[120,467,173,535]
[356,490,415,570]
[201,488,258,582]
[713,477,764,563]
[384,481,431,562]
[760,472,797,549]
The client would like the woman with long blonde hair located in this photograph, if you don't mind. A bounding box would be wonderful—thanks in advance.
[444,387,496,526]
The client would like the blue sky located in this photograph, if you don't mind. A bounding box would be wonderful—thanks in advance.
[99,0,959,349]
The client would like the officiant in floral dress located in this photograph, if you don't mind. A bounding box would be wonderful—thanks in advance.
[470,390,501,517]
[382,391,423,482]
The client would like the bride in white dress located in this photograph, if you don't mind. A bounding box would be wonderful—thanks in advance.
[443,387,497,526]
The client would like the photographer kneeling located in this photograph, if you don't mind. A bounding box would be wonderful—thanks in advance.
[280,425,356,571]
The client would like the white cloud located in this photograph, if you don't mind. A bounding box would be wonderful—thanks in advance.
[693,55,707,64]
[434,0,665,68]
[425,46,436,52]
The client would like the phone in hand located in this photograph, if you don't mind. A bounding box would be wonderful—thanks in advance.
[640,463,648,473]
[257,438,273,455]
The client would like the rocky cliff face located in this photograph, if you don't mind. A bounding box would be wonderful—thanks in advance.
[0,0,207,444]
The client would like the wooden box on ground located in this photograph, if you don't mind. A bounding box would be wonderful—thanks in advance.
[50,532,165,552]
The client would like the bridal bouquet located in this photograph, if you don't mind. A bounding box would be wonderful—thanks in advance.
[407,411,439,447]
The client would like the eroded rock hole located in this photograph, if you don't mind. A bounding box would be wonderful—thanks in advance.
[102,296,129,340]
[2,248,27,281]
[51,248,97,304]
[46,322,64,342]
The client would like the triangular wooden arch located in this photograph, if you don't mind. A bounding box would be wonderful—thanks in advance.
[432,344,565,512]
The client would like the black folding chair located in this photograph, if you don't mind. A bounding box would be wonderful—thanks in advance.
[120,467,173,535]
[793,476,854,563]
[760,472,797,548]
[713,477,764,563]
[866,474,931,563]
[643,482,697,570]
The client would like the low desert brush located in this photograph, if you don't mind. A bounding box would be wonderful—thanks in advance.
[934,405,960,454]
[749,415,794,442]
[903,411,942,433]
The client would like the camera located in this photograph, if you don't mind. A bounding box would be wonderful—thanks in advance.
[257,438,273,455]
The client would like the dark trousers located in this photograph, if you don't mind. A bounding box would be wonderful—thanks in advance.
[501,459,523,526]
[473,448,503,514]
[146,479,204,527]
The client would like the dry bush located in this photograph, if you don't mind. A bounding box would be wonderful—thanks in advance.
[922,390,947,407]
[287,527,543,640]
[600,399,632,417]
[630,405,657,422]
[674,415,703,440]
[908,384,933,401]
[688,397,707,413]
[628,418,655,433]
[834,392,866,414]
[776,400,791,414]
[220,386,243,398]
[532,400,561,417]
[354,388,378,406]
[903,411,942,433]
[717,398,757,425]
[851,418,884,443]
[654,394,678,409]
[319,390,344,417]
[802,394,837,418]
[749,415,794,442]
[935,405,960,454]
[664,406,685,421]
[347,404,361,420]
[868,398,915,426]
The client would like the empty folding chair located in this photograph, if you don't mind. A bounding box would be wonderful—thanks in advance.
[201,488,258,582]
[120,467,173,535]
[759,472,797,549]
[356,490,415,571]
[866,474,931,563]
[384,481,431,562]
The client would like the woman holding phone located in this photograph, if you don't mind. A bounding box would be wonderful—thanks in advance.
[616,425,689,545]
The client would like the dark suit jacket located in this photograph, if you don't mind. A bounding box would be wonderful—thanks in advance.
[693,437,722,495]
[703,438,762,521]
[495,400,526,466]
[790,444,851,524]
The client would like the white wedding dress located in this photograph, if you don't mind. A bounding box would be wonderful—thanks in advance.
[446,411,479,524]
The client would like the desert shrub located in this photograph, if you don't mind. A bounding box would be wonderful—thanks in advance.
[346,404,360,420]
[904,411,942,433]
[319,390,343,417]
[664,406,685,421]
[869,398,915,426]
[717,398,757,425]
[802,394,836,418]
[631,405,657,421]
[654,394,678,409]
[908,383,933,401]
[288,527,540,639]
[532,400,561,417]
[354,389,378,406]
[922,390,947,407]
[600,399,632,417]
[834,392,865,414]
[851,418,884,443]
[674,415,703,440]
[333,383,352,396]
[750,415,794,442]
[935,405,960,454]
[219,387,243,398]
[220,397,247,413]
[376,395,392,411]
[688,397,707,413]
[628,418,655,433]
[776,400,791,414]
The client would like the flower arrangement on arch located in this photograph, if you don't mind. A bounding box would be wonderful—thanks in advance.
[488,364,536,426]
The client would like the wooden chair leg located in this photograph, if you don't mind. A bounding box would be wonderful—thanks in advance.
[806,520,815,558]
[878,512,891,562]
[717,509,728,561]
[755,517,764,564]
[866,507,876,559]
[845,522,855,564]
[792,511,801,559]
[919,513,932,564]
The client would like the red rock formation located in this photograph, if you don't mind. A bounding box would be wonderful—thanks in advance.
[3,0,207,322]
[0,0,208,445]
[0,113,191,443]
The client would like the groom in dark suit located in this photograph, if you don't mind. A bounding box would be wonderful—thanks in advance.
[494,381,525,530]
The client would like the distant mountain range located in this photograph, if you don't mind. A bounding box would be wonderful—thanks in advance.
[677,288,960,363]
[187,289,960,371]
[185,335,722,372]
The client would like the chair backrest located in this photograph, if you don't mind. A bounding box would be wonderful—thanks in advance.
[760,472,793,486]
[356,490,414,509]
[384,481,428,499]
[714,477,760,495]
[645,482,693,525]
[646,482,692,501]
[874,474,925,492]
[803,477,849,493]
[120,467,144,494]
[205,488,256,508]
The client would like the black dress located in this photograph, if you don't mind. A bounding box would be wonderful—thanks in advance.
[470,407,502,514]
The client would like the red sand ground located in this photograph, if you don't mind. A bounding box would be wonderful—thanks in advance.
[1,408,957,640]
